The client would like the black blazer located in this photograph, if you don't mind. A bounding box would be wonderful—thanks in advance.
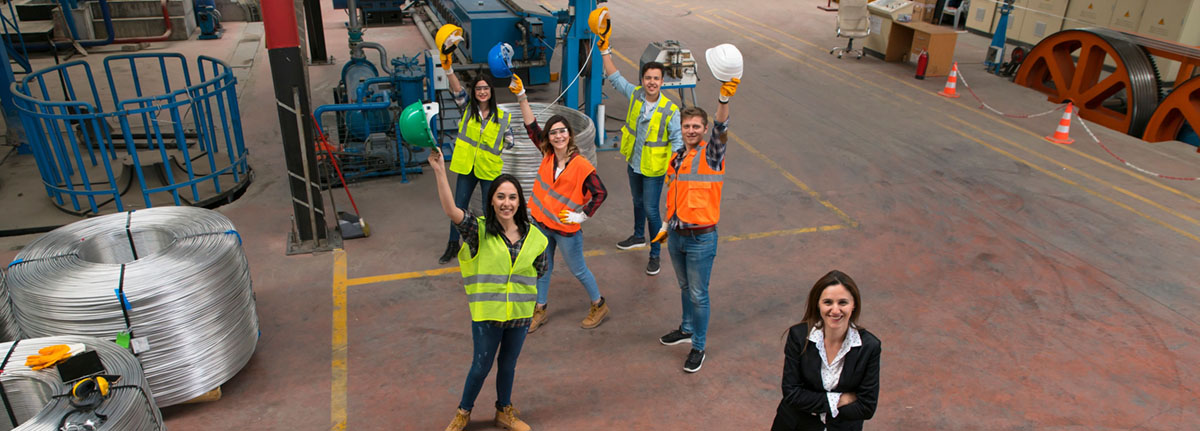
[771,323,881,431]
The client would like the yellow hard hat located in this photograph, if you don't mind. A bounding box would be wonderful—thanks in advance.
[589,7,610,36]
[436,24,464,55]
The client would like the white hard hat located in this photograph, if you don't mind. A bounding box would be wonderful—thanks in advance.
[705,43,743,82]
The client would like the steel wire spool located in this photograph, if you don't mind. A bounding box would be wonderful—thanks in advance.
[0,273,19,342]
[0,336,163,430]
[498,103,597,199]
[5,206,258,407]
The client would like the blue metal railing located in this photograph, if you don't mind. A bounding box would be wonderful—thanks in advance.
[10,54,250,215]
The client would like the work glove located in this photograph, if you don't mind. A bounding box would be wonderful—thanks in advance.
[558,210,587,224]
[589,7,611,54]
[719,77,740,103]
[651,221,668,244]
[440,53,452,72]
[509,75,525,97]
[25,343,84,371]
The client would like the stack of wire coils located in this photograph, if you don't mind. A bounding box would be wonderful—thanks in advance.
[5,206,259,407]
[0,335,163,430]
[0,272,19,342]
[497,103,598,200]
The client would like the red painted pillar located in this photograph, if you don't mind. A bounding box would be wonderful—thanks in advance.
[262,0,334,253]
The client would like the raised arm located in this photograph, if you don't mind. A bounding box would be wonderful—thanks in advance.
[427,148,465,225]
[716,78,737,124]
[590,6,617,78]
[439,26,465,94]
[510,75,535,126]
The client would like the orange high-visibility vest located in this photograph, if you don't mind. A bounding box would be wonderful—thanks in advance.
[665,141,724,225]
[529,153,595,233]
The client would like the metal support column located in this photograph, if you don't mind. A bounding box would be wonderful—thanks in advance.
[0,40,27,151]
[303,0,329,63]
[560,0,603,148]
[262,0,338,254]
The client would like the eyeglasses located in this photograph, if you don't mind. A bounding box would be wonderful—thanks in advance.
[548,128,569,136]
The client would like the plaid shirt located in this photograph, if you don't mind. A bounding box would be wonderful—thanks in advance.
[454,209,548,328]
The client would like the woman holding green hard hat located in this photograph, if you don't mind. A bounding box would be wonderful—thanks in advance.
[435,25,517,265]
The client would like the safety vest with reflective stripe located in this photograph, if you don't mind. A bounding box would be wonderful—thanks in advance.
[458,217,547,322]
[665,141,724,225]
[450,109,512,180]
[620,87,678,177]
[529,153,595,234]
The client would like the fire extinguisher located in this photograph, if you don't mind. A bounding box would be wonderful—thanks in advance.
[915,50,929,80]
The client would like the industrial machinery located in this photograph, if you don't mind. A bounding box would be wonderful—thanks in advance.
[639,40,699,106]
[417,0,558,85]
[1015,27,1200,150]
[196,0,223,40]
[333,0,415,24]
[984,0,1015,75]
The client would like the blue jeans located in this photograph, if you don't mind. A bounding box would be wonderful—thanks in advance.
[535,224,602,305]
[668,228,718,351]
[459,321,527,411]
[448,172,493,243]
[627,165,664,258]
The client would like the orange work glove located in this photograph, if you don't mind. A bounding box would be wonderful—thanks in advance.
[558,209,587,224]
[25,344,72,371]
[719,77,740,103]
[651,222,668,244]
[509,75,525,97]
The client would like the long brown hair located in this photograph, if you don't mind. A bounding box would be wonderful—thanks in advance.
[788,270,864,352]
[537,114,580,159]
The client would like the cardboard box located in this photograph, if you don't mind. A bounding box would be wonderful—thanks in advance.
[913,4,926,23]
[1108,0,1146,33]
[1063,0,1116,29]
[1137,0,1187,40]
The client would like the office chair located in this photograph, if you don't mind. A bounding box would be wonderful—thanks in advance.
[831,0,870,59]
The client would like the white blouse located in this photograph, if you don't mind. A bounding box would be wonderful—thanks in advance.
[807,325,862,424]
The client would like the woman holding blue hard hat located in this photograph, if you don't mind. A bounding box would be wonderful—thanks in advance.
[436,25,519,265]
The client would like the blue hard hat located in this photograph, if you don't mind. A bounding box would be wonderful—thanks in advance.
[488,43,515,78]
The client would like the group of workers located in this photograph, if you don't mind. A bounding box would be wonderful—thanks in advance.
[421,6,879,431]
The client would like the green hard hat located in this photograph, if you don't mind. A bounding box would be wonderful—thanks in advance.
[399,101,439,148]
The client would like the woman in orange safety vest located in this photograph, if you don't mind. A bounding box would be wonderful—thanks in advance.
[510,75,610,333]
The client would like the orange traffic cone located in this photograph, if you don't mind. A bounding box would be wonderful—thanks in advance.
[1045,103,1075,145]
[938,62,961,98]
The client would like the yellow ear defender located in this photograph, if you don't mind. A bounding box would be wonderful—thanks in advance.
[71,376,110,402]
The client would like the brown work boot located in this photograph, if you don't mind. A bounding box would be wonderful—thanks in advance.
[445,408,470,431]
[527,306,548,333]
[581,297,609,329]
[495,405,531,431]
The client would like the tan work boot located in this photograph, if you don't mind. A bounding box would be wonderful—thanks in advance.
[527,306,548,333]
[581,298,609,329]
[445,408,470,431]
[495,405,531,431]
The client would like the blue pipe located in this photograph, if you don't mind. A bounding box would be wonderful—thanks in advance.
[58,0,81,41]
[24,0,114,52]
[353,76,395,104]
[312,91,392,132]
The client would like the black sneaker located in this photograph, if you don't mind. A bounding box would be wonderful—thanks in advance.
[683,348,705,373]
[438,241,460,264]
[645,256,661,275]
[616,235,647,250]
[659,328,693,346]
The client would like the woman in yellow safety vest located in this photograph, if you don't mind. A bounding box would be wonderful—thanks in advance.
[509,76,610,333]
[428,147,546,431]
[438,53,516,265]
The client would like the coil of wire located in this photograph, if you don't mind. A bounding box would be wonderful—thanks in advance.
[0,335,163,430]
[0,272,19,343]
[498,103,598,199]
[5,206,258,407]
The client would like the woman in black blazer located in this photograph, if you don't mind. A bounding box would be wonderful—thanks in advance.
[772,270,880,431]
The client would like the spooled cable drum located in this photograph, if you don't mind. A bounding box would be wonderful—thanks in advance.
[498,103,598,200]
[0,336,163,430]
[5,207,259,407]
[0,272,19,343]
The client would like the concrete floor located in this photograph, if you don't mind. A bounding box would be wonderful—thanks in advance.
[2,0,1200,429]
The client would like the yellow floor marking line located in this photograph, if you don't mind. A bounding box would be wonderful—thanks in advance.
[331,249,348,431]
[731,131,859,227]
[611,48,637,69]
[694,14,863,90]
[938,123,1200,244]
[871,70,1200,206]
[945,115,1200,228]
[722,9,824,50]
[345,224,848,287]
